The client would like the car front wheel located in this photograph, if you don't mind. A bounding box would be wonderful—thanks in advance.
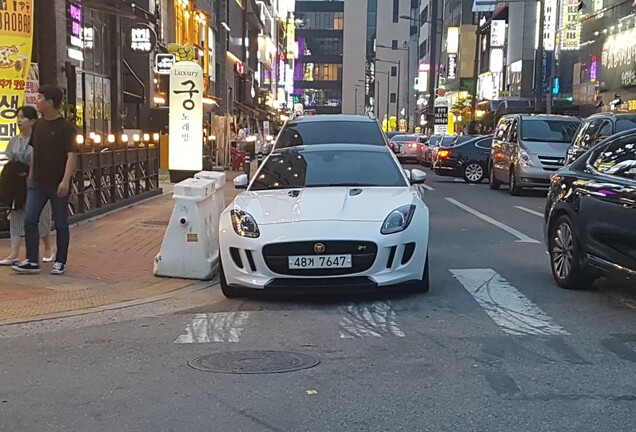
[463,162,485,183]
[548,215,595,289]
[412,253,430,293]
[219,261,244,298]
[509,167,523,196]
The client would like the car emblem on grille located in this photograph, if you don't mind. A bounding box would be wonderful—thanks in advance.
[314,243,325,253]
[559,159,565,164]
[357,245,367,251]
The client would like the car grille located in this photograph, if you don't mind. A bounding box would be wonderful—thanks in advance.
[538,155,565,171]
[262,241,378,276]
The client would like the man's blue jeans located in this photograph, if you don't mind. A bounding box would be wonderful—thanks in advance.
[25,181,70,264]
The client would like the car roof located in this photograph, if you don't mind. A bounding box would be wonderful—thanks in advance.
[286,114,378,124]
[513,114,580,121]
[270,143,391,155]
[585,112,636,119]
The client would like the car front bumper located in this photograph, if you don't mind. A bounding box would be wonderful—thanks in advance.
[219,218,429,291]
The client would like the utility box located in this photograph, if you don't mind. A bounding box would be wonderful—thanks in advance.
[154,175,222,280]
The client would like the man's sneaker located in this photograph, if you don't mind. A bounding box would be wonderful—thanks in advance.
[51,262,65,275]
[11,260,41,274]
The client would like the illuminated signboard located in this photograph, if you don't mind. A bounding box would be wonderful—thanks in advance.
[127,23,157,55]
[543,0,558,51]
[590,55,598,82]
[560,0,581,50]
[447,27,459,54]
[286,19,296,59]
[169,62,204,171]
[601,28,636,89]
[67,0,84,60]
[490,20,505,48]
[447,54,457,80]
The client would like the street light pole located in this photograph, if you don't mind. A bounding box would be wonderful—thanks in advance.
[355,87,358,114]
[470,12,482,134]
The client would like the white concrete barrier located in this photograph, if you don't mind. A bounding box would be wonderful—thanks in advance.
[153,172,225,280]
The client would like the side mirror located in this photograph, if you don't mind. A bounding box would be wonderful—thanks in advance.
[233,174,248,189]
[405,169,427,184]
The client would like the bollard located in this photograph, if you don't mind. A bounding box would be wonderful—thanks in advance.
[153,175,223,280]
[244,153,252,181]
[256,151,263,167]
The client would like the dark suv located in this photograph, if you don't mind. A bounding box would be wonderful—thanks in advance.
[273,114,387,150]
[544,129,636,289]
[565,113,636,164]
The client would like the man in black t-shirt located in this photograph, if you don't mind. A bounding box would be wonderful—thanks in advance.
[13,85,78,275]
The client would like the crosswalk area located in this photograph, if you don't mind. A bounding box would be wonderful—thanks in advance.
[174,268,574,344]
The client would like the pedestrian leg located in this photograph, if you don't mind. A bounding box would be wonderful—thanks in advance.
[24,183,49,264]
[50,192,70,265]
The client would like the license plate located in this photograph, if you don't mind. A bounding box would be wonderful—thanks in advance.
[288,255,352,269]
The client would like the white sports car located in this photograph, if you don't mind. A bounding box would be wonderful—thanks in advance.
[218,143,430,297]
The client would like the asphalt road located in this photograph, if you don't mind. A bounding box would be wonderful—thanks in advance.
[1,165,635,432]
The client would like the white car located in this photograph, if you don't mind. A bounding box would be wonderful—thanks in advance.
[218,143,430,297]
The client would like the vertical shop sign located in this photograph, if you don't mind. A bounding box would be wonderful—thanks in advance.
[434,97,449,135]
[24,62,39,107]
[560,0,581,50]
[0,0,34,153]
[169,61,204,171]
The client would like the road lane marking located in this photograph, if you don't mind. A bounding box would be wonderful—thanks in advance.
[174,312,249,343]
[339,301,405,339]
[515,205,543,217]
[450,269,570,336]
[420,183,435,191]
[445,198,540,243]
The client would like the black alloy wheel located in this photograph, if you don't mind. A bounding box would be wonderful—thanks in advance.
[412,252,430,293]
[509,167,523,196]
[548,215,595,289]
[463,162,485,183]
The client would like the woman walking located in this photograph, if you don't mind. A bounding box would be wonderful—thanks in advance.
[0,106,54,265]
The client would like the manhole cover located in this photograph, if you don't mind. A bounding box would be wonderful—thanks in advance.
[139,220,169,227]
[188,350,320,374]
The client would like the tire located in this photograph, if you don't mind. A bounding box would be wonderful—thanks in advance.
[509,167,523,196]
[219,261,243,298]
[548,215,595,289]
[463,162,485,183]
[412,253,430,293]
[489,164,501,190]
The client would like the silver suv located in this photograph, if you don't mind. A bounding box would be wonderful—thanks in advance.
[489,114,580,195]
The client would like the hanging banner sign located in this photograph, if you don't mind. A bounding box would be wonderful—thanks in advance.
[169,61,204,171]
[0,0,34,153]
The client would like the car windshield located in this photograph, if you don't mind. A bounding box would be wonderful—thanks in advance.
[521,120,579,143]
[250,149,407,191]
[615,116,636,132]
[276,121,385,147]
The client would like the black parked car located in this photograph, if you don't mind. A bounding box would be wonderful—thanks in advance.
[565,113,636,164]
[433,136,493,183]
[544,129,636,289]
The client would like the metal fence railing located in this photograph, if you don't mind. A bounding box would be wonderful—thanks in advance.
[1,145,162,238]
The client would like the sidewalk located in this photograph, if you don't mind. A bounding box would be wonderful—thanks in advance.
[0,169,247,324]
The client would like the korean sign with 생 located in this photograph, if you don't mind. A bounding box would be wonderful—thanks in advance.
[0,0,34,153]
[169,61,203,171]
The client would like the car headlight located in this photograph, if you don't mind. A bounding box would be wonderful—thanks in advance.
[519,149,534,166]
[230,210,260,238]
[381,205,416,234]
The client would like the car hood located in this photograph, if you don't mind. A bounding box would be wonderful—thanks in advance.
[229,187,417,224]
[522,140,570,156]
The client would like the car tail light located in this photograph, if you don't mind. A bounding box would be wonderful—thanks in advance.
[438,149,452,158]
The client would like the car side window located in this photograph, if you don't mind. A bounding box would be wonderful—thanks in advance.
[597,121,612,141]
[571,123,589,147]
[494,118,509,140]
[581,119,604,149]
[591,139,636,181]
[508,119,519,143]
